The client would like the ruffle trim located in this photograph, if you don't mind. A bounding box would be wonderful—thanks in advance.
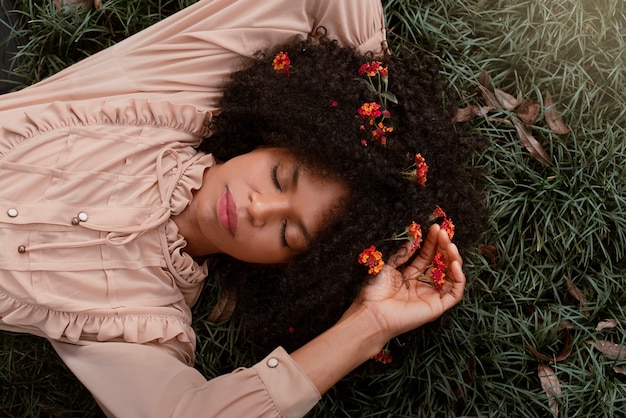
[4,98,212,142]
[0,288,195,346]
[164,152,211,301]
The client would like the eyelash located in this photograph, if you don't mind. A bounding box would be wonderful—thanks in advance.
[272,165,289,247]
[271,165,282,192]
[280,220,289,248]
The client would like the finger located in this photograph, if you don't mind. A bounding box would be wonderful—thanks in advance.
[440,260,466,308]
[403,224,440,276]
[387,240,415,269]
[434,226,463,271]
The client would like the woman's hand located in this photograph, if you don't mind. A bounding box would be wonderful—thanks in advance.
[349,224,466,342]
[291,224,465,395]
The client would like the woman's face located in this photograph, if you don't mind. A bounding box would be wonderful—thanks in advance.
[177,148,348,264]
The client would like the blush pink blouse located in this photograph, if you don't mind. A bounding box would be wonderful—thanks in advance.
[0,0,386,416]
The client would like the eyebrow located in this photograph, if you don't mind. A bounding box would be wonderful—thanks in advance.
[292,165,312,244]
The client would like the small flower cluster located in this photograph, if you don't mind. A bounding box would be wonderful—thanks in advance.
[373,348,393,364]
[431,252,447,291]
[358,245,384,275]
[403,153,429,186]
[272,51,291,76]
[357,61,397,146]
[432,205,455,240]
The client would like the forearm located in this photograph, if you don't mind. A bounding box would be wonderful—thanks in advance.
[290,305,388,395]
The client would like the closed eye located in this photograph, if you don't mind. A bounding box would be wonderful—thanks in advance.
[280,219,289,248]
[271,165,282,192]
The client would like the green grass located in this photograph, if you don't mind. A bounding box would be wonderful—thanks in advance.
[2,0,625,416]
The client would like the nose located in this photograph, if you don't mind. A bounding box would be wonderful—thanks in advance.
[248,191,290,227]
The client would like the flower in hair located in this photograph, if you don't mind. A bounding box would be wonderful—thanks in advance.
[430,206,455,239]
[389,221,423,251]
[441,217,455,240]
[358,102,382,119]
[432,205,447,219]
[357,61,397,147]
[272,52,291,76]
[403,153,429,186]
[358,245,384,275]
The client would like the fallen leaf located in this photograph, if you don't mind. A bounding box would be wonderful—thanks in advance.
[544,92,571,134]
[589,340,626,359]
[538,364,561,417]
[453,104,494,123]
[596,319,619,331]
[478,70,493,91]
[494,88,519,110]
[512,117,554,166]
[565,276,590,317]
[478,244,499,265]
[613,366,626,376]
[525,329,573,362]
[478,85,499,109]
[207,288,237,323]
[516,100,540,125]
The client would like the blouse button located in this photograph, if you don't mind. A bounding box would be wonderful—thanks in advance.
[71,217,80,225]
[7,208,18,217]
[78,212,89,222]
[267,357,279,368]
[17,245,26,253]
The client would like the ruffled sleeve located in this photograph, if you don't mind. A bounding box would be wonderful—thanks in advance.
[51,342,321,418]
[0,98,211,157]
[0,0,386,114]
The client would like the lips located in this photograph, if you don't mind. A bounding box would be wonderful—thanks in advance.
[218,187,238,235]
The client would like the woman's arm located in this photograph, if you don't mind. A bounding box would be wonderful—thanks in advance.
[1,0,385,113]
[52,225,462,418]
[291,225,466,394]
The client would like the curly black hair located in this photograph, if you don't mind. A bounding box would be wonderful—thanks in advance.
[197,35,487,352]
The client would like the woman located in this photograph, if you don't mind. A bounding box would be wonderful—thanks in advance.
[0,0,485,416]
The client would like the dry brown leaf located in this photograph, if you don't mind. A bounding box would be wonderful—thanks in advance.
[478,70,493,91]
[512,117,554,166]
[596,319,619,331]
[453,104,494,123]
[544,92,571,134]
[494,88,519,110]
[589,340,626,359]
[207,288,237,323]
[525,329,573,363]
[478,244,499,265]
[565,276,590,317]
[478,85,499,109]
[613,366,626,376]
[538,364,562,417]
[516,100,541,125]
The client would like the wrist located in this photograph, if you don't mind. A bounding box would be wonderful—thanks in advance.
[336,303,392,358]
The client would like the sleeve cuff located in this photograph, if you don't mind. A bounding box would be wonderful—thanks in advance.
[253,347,321,418]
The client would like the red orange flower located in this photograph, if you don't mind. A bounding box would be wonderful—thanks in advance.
[431,252,447,291]
[358,61,387,77]
[272,52,291,75]
[372,122,393,145]
[407,222,423,250]
[441,217,455,240]
[373,348,393,364]
[358,245,384,275]
[414,153,428,186]
[358,102,382,119]
[433,205,446,219]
